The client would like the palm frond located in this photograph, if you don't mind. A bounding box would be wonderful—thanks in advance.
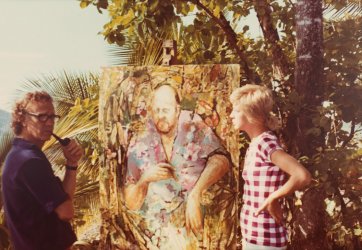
[74,190,101,243]
[108,33,165,66]
[43,98,99,178]
[17,72,99,117]
[75,181,100,200]
[324,1,362,21]
[0,130,13,165]
[108,43,136,66]
[131,34,164,66]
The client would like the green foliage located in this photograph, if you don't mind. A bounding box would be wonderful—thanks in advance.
[310,147,362,248]
[0,130,13,167]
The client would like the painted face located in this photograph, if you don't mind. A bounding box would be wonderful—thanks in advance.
[22,100,57,146]
[151,86,180,134]
[230,106,249,131]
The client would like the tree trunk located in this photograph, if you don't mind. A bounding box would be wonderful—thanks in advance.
[291,1,327,249]
[294,0,324,156]
[290,187,327,250]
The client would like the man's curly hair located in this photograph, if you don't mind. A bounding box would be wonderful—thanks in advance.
[11,91,53,135]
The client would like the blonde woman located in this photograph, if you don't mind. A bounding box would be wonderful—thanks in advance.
[230,84,311,250]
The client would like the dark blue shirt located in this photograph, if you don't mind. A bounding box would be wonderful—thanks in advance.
[2,138,77,250]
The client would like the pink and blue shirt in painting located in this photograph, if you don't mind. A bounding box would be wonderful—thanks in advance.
[126,110,228,218]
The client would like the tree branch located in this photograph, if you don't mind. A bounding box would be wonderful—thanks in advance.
[253,0,292,80]
[288,0,295,8]
[188,0,256,82]
[342,118,356,148]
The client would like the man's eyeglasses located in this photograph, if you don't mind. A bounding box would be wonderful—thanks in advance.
[24,111,60,122]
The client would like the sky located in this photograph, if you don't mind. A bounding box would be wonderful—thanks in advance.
[0,0,110,112]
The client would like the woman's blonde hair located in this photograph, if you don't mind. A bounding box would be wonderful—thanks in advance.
[230,84,280,130]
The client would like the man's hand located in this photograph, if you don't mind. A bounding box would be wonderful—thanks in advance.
[255,196,283,225]
[62,139,83,167]
[186,190,203,236]
[140,163,175,184]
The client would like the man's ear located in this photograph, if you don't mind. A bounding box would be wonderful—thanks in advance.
[21,119,27,128]
[19,110,26,126]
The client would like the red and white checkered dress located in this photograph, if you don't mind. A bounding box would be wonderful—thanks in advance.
[240,131,287,247]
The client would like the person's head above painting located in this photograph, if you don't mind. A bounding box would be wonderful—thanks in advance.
[2,91,83,250]
[124,84,231,249]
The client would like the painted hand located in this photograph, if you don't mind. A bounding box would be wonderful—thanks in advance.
[140,162,175,184]
[186,191,203,236]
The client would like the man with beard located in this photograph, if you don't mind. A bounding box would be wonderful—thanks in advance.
[2,91,83,250]
[124,85,230,249]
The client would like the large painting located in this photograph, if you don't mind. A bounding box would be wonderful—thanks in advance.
[99,64,240,249]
